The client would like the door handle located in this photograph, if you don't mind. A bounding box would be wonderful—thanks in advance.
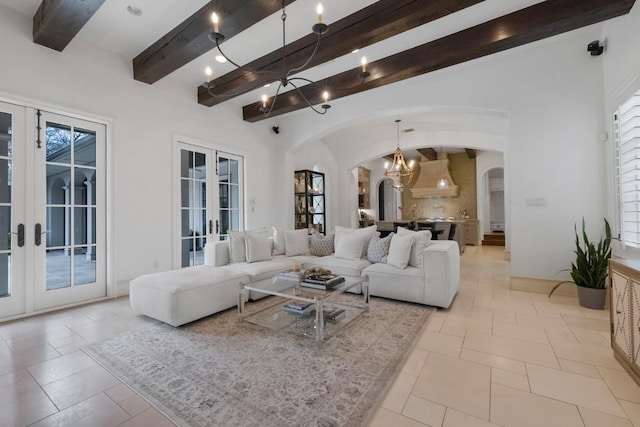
[11,224,25,248]
[35,223,46,246]
[209,220,213,235]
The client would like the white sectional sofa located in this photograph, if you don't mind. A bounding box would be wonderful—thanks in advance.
[130,227,460,326]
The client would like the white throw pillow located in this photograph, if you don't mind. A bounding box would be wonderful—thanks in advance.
[334,233,365,260]
[334,225,377,258]
[285,229,309,256]
[245,231,272,263]
[396,227,432,268]
[228,230,246,263]
[272,226,286,255]
[386,233,415,269]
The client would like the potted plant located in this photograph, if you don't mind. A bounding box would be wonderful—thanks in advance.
[548,218,612,309]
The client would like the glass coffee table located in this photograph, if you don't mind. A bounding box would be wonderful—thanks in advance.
[237,274,369,346]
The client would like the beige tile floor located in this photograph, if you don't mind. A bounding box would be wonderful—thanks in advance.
[1,245,638,426]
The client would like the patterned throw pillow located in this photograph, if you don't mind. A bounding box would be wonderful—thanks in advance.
[309,233,334,257]
[367,233,393,263]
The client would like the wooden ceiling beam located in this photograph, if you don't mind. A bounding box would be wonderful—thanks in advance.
[417,148,438,160]
[198,0,484,107]
[465,149,477,159]
[133,0,297,85]
[33,0,106,51]
[243,0,635,122]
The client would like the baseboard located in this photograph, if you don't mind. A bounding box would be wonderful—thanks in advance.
[117,280,130,297]
[510,276,578,296]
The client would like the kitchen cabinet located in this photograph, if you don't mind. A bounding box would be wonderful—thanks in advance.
[294,170,325,234]
[610,259,640,385]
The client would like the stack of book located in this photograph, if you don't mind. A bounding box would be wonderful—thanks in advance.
[277,270,302,283]
[308,307,346,323]
[283,300,313,314]
[302,274,345,290]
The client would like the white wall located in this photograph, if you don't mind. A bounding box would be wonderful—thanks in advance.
[0,7,279,288]
[280,24,610,281]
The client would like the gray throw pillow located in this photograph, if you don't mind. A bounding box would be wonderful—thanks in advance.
[309,233,334,257]
[367,233,393,263]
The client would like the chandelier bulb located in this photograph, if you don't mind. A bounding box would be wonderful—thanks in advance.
[316,4,323,23]
[361,56,367,73]
[261,94,268,111]
[211,12,219,33]
[205,66,213,81]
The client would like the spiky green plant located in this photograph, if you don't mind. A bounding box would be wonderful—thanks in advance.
[548,218,612,297]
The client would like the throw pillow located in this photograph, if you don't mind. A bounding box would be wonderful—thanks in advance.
[228,230,247,263]
[245,231,272,263]
[309,233,334,257]
[334,224,377,258]
[367,233,393,263]
[396,227,432,268]
[334,233,365,260]
[285,229,309,256]
[272,226,286,255]
[386,233,415,269]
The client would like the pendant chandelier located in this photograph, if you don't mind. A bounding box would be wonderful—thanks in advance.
[384,120,414,192]
[203,1,370,117]
[437,147,449,190]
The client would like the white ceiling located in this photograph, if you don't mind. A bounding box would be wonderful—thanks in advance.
[0,0,546,111]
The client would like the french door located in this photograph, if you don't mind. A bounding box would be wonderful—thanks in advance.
[0,102,106,319]
[177,142,243,268]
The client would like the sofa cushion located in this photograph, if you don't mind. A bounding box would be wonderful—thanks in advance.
[387,233,415,269]
[335,233,365,260]
[246,231,272,263]
[131,265,248,293]
[228,230,247,263]
[272,226,286,255]
[363,262,423,278]
[225,257,293,282]
[396,227,432,268]
[309,233,334,257]
[367,233,393,263]
[335,225,377,258]
[285,229,309,256]
[303,256,371,277]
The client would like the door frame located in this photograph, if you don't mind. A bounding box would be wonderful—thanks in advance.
[0,93,114,321]
[172,134,247,270]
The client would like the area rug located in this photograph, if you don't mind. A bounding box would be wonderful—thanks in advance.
[83,296,432,427]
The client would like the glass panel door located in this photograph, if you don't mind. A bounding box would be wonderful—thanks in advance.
[180,148,210,267]
[0,101,26,319]
[33,112,106,310]
[217,151,243,240]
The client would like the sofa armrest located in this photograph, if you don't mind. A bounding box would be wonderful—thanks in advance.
[422,240,461,308]
[204,241,230,267]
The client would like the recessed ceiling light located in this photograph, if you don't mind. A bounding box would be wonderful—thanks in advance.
[351,48,360,54]
[126,6,142,16]
[263,83,271,88]
[215,55,227,63]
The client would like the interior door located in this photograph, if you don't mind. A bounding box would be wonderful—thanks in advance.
[32,112,106,310]
[0,101,27,318]
[216,151,244,240]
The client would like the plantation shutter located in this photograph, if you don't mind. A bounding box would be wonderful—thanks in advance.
[615,89,640,248]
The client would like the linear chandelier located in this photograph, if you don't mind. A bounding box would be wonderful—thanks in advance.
[384,120,414,192]
[203,1,370,117]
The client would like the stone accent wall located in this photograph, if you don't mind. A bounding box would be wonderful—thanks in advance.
[401,153,477,219]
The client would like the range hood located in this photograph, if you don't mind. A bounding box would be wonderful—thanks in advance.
[410,156,459,198]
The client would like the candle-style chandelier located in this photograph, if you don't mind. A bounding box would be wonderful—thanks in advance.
[202,1,370,117]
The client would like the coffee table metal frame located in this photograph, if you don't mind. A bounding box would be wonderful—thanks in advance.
[237,274,369,346]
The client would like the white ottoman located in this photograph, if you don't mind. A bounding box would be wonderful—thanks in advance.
[129,265,250,327]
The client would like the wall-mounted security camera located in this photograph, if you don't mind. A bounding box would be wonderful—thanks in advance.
[272,126,280,134]
[587,40,604,56]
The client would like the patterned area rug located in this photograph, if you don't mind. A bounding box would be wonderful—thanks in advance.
[83,296,432,427]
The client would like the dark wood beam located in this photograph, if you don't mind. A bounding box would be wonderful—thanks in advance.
[465,149,477,159]
[133,0,297,85]
[417,148,438,161]
[199,0,484,107]
[243,0,635,122]
[33,0,105,51]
